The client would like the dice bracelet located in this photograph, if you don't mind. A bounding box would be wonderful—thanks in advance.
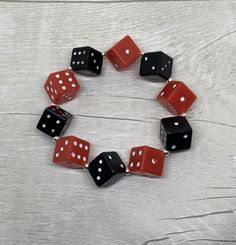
[37,35,197,187]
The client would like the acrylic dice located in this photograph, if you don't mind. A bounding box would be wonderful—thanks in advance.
[88,152,126,187]
[160,116,192,151]
[139,51,173,81]
[105,35,141,70]
[128,146,166,177]
[37,105,73,138]
[157,80,197,115]
[53,136,90,168]
[44,69,80,104]
[70,46,103,75]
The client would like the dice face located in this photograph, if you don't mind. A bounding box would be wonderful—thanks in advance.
[160,116,192,151]
[139,51,173,81]
[88,152,126,187]
[105,35,141,70]
[37,105,73,138]
[53,136,90,168]
[128,146,165,177]
[157,81,197,115]
[44,69,80,104]
[70,46,103,75]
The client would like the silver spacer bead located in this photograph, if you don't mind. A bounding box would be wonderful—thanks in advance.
[125,168,130,176]
[163,150,169,156]
[53,136,60,143]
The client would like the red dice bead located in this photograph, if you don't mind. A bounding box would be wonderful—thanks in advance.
[44,69,80,104]
[128,146,166,177]
[157,80,197,115]
[105,35,141,70]
[53,135,90,168]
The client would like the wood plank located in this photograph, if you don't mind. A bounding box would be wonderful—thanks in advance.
[0,1,236,245]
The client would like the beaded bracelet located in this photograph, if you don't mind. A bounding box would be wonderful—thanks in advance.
[36,35,197,187]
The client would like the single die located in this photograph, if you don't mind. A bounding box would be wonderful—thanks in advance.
[70,46,103,75]
[128,146,166,177]
[88,152,126,187]
[53,136,90,168]
[44,69,80,104]
[37,105,73,138]
[139,51,173,81]
[105,35,141,70]
[157,80,197,115]
[160,116,192,151]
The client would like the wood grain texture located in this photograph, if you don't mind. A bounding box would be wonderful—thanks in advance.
[0,1,236,244]
[0,0,219,3]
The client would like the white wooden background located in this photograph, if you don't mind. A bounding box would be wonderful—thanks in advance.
[0,1,236,244]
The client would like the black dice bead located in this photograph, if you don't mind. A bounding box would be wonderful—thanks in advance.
[37,105,73,138]
[88,152,126,187]
[160,116,192,151]
[70,46,103,75]
[139,51,173,81]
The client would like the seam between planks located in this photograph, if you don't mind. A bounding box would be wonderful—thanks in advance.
[0,0,224,4]
[0,112,236,128]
